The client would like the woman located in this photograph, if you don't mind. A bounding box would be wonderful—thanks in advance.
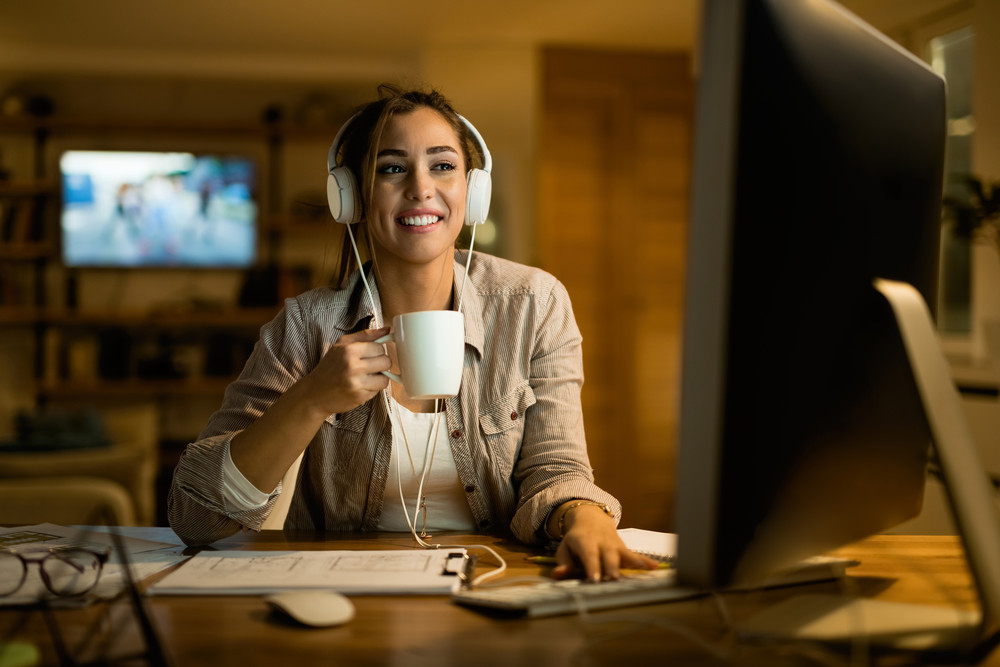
[168,85,657,581]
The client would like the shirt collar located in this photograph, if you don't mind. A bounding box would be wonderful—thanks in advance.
[337,253,486,360]
[334,263,381,333]
[453,251,485,359]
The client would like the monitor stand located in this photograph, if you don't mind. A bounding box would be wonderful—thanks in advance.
[738,278,1000,657]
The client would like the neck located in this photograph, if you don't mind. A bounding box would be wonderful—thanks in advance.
[376,253,455,322]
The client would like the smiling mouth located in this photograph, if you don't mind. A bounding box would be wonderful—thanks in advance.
[397,215,442,227]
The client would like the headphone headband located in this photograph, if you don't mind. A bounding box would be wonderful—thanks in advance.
[326,110,492,226]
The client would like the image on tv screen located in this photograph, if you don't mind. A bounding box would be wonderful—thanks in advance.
[60,150,258,268]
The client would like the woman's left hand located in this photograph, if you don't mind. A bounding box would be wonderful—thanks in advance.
[549,503,660,582]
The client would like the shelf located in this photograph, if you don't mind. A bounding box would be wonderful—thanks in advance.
[0,243,52,260]
[44,307,279,328]
[0,306,280,328]
[0,180,56,197]
[38,377,238,399]
[0,306,44,325]
[0,115,342,139]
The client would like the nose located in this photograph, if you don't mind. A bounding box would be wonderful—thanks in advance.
[405,168,433,201]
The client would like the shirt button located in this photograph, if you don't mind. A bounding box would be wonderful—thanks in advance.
[510,411,518,420]
[451,429,462,439]
[464,484,476,494]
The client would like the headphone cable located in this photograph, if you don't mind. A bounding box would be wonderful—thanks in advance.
[344,194,503,588]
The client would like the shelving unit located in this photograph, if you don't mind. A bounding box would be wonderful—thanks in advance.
[0,111,335,420]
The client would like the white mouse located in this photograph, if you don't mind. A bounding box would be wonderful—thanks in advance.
[264,590,355,627]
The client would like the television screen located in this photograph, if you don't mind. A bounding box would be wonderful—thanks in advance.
[60,150,258,268]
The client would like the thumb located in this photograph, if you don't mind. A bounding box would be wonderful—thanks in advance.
[550,546,578,580]
[360,326,391,340]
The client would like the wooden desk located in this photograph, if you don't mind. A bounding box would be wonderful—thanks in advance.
[0,531,995,666]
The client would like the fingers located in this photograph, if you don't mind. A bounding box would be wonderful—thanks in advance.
[620,551,661,571]
[340,326,390,345]
[551,543,576,580]
[308,328,394,414]
[549,520,660,582]
[348,327,393,366]
[551,539,624,582]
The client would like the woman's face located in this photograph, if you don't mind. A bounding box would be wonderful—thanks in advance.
[366,106,467,270]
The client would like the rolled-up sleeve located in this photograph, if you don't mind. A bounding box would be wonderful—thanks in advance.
[167,298,312,546]
[508,279,621,543]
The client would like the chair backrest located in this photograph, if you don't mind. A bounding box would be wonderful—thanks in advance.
[0,476,137,526]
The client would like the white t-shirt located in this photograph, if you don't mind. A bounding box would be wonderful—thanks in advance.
[378,400,477,532]
[220,399,476,533]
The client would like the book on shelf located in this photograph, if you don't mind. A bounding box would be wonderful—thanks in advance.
[0,261,37,308]
[0,196,39,244]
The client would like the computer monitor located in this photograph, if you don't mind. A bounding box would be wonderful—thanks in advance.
[675,0,1000,651]
[676,0,944,589]
[674,0,1000,652]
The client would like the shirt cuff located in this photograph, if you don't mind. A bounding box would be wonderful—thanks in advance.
[222,444,274,512]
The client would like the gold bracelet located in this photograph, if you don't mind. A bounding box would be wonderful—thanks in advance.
[556,501,613,539]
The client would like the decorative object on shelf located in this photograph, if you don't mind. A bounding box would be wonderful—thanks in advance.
[944,176,1000,246]
[260,103,284,125]
[1,408,110,452]
[25,94,55,118]
[0,86,55,119]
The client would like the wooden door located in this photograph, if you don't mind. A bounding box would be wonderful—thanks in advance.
[538,48,693,531]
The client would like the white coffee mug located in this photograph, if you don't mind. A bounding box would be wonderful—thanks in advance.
[375,310,465,399]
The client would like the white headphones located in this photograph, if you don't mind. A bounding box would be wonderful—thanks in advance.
[326,112,493,226]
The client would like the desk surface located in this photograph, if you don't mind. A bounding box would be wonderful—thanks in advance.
[0,530,994,666]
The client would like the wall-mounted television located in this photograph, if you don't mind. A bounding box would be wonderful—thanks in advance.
[59,150,258,268]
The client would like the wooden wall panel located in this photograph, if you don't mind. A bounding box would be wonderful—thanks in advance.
[538,48,693,531]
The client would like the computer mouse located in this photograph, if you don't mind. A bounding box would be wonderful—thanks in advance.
[264,590,355,627]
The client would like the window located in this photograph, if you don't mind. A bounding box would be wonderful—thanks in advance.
[930,26,975,333]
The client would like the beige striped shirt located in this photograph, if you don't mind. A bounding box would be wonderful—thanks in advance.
[167,251,621,546]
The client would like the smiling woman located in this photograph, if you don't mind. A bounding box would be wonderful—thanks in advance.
[166,84,660,583]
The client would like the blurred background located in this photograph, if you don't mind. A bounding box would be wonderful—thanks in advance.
[0,0,997,531]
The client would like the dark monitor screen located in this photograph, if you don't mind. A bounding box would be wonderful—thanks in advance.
[60,150,258,268]
[675,0,946,589]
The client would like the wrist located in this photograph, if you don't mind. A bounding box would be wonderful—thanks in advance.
[289,373,339,422]
[546,500,614,540]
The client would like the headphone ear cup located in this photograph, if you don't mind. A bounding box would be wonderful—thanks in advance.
[327,166,362,225]
[465,168,492,226]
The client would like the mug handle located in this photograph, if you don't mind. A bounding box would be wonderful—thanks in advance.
[374,333,403,384]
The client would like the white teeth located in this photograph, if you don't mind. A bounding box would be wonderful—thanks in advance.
[398,215,440,227]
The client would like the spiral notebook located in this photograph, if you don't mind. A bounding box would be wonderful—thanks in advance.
[617,528,676,563]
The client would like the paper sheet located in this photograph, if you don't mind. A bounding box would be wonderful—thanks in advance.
[618,528,676,562]
[149,548,469,596]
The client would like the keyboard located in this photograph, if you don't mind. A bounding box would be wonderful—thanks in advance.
[451,569,701,618]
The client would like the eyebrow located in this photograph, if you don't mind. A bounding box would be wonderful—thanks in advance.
[376,145,460,159]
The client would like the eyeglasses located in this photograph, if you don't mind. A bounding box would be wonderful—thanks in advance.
[0,547,110,598]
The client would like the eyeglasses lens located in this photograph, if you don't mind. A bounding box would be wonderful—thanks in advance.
[0,552,27,596]
[43,550,103,596]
